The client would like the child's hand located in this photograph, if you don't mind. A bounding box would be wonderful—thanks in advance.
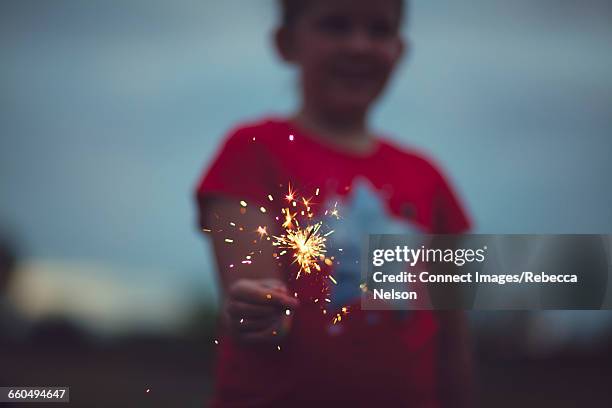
[223,278,299,344]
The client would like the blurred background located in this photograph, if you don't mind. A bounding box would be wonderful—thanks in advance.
[1,0,611,406]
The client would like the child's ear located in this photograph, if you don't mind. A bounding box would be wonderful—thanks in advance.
[274,26,296,63]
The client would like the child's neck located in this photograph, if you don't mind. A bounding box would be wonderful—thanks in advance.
[292,108,376,154]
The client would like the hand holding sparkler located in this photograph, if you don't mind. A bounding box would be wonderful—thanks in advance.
[204,184,345,345]
[224,278,299,343]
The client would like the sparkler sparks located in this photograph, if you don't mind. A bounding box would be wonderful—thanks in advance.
[270,184,342,279]
[285,183,295,202]
[330,203,340,219]
[256,225,268,238]
[206,183,351,332]
[281,208,297,229]
[273,221,327,278]
[333,306,350,324]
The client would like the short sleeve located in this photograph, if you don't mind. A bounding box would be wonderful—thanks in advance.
[194,127,276,229]
[432,167,472,234]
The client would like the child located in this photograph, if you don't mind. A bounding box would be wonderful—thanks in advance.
[196,0,473,406]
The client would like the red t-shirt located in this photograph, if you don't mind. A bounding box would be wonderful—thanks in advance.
[195,118,471,407]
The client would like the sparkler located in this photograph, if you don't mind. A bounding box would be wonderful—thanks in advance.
[203,182,351,328]
[271,183,332,278]
[273,220,327,278]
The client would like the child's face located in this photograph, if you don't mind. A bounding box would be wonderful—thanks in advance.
[283,0,404,117]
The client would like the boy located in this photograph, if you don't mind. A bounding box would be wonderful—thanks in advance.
[196,0,473,406]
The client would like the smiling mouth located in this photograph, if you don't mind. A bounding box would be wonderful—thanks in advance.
[330,62,382,82]
[332,67,380,81]
[331,73,381,91]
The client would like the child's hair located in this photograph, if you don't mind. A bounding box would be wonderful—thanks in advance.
[278,0,406,29]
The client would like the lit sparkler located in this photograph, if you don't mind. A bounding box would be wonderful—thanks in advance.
[273,220,327,278]
[207,182,351,328]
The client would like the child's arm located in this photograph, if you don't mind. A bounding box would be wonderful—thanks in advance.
[204,196,299,344]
